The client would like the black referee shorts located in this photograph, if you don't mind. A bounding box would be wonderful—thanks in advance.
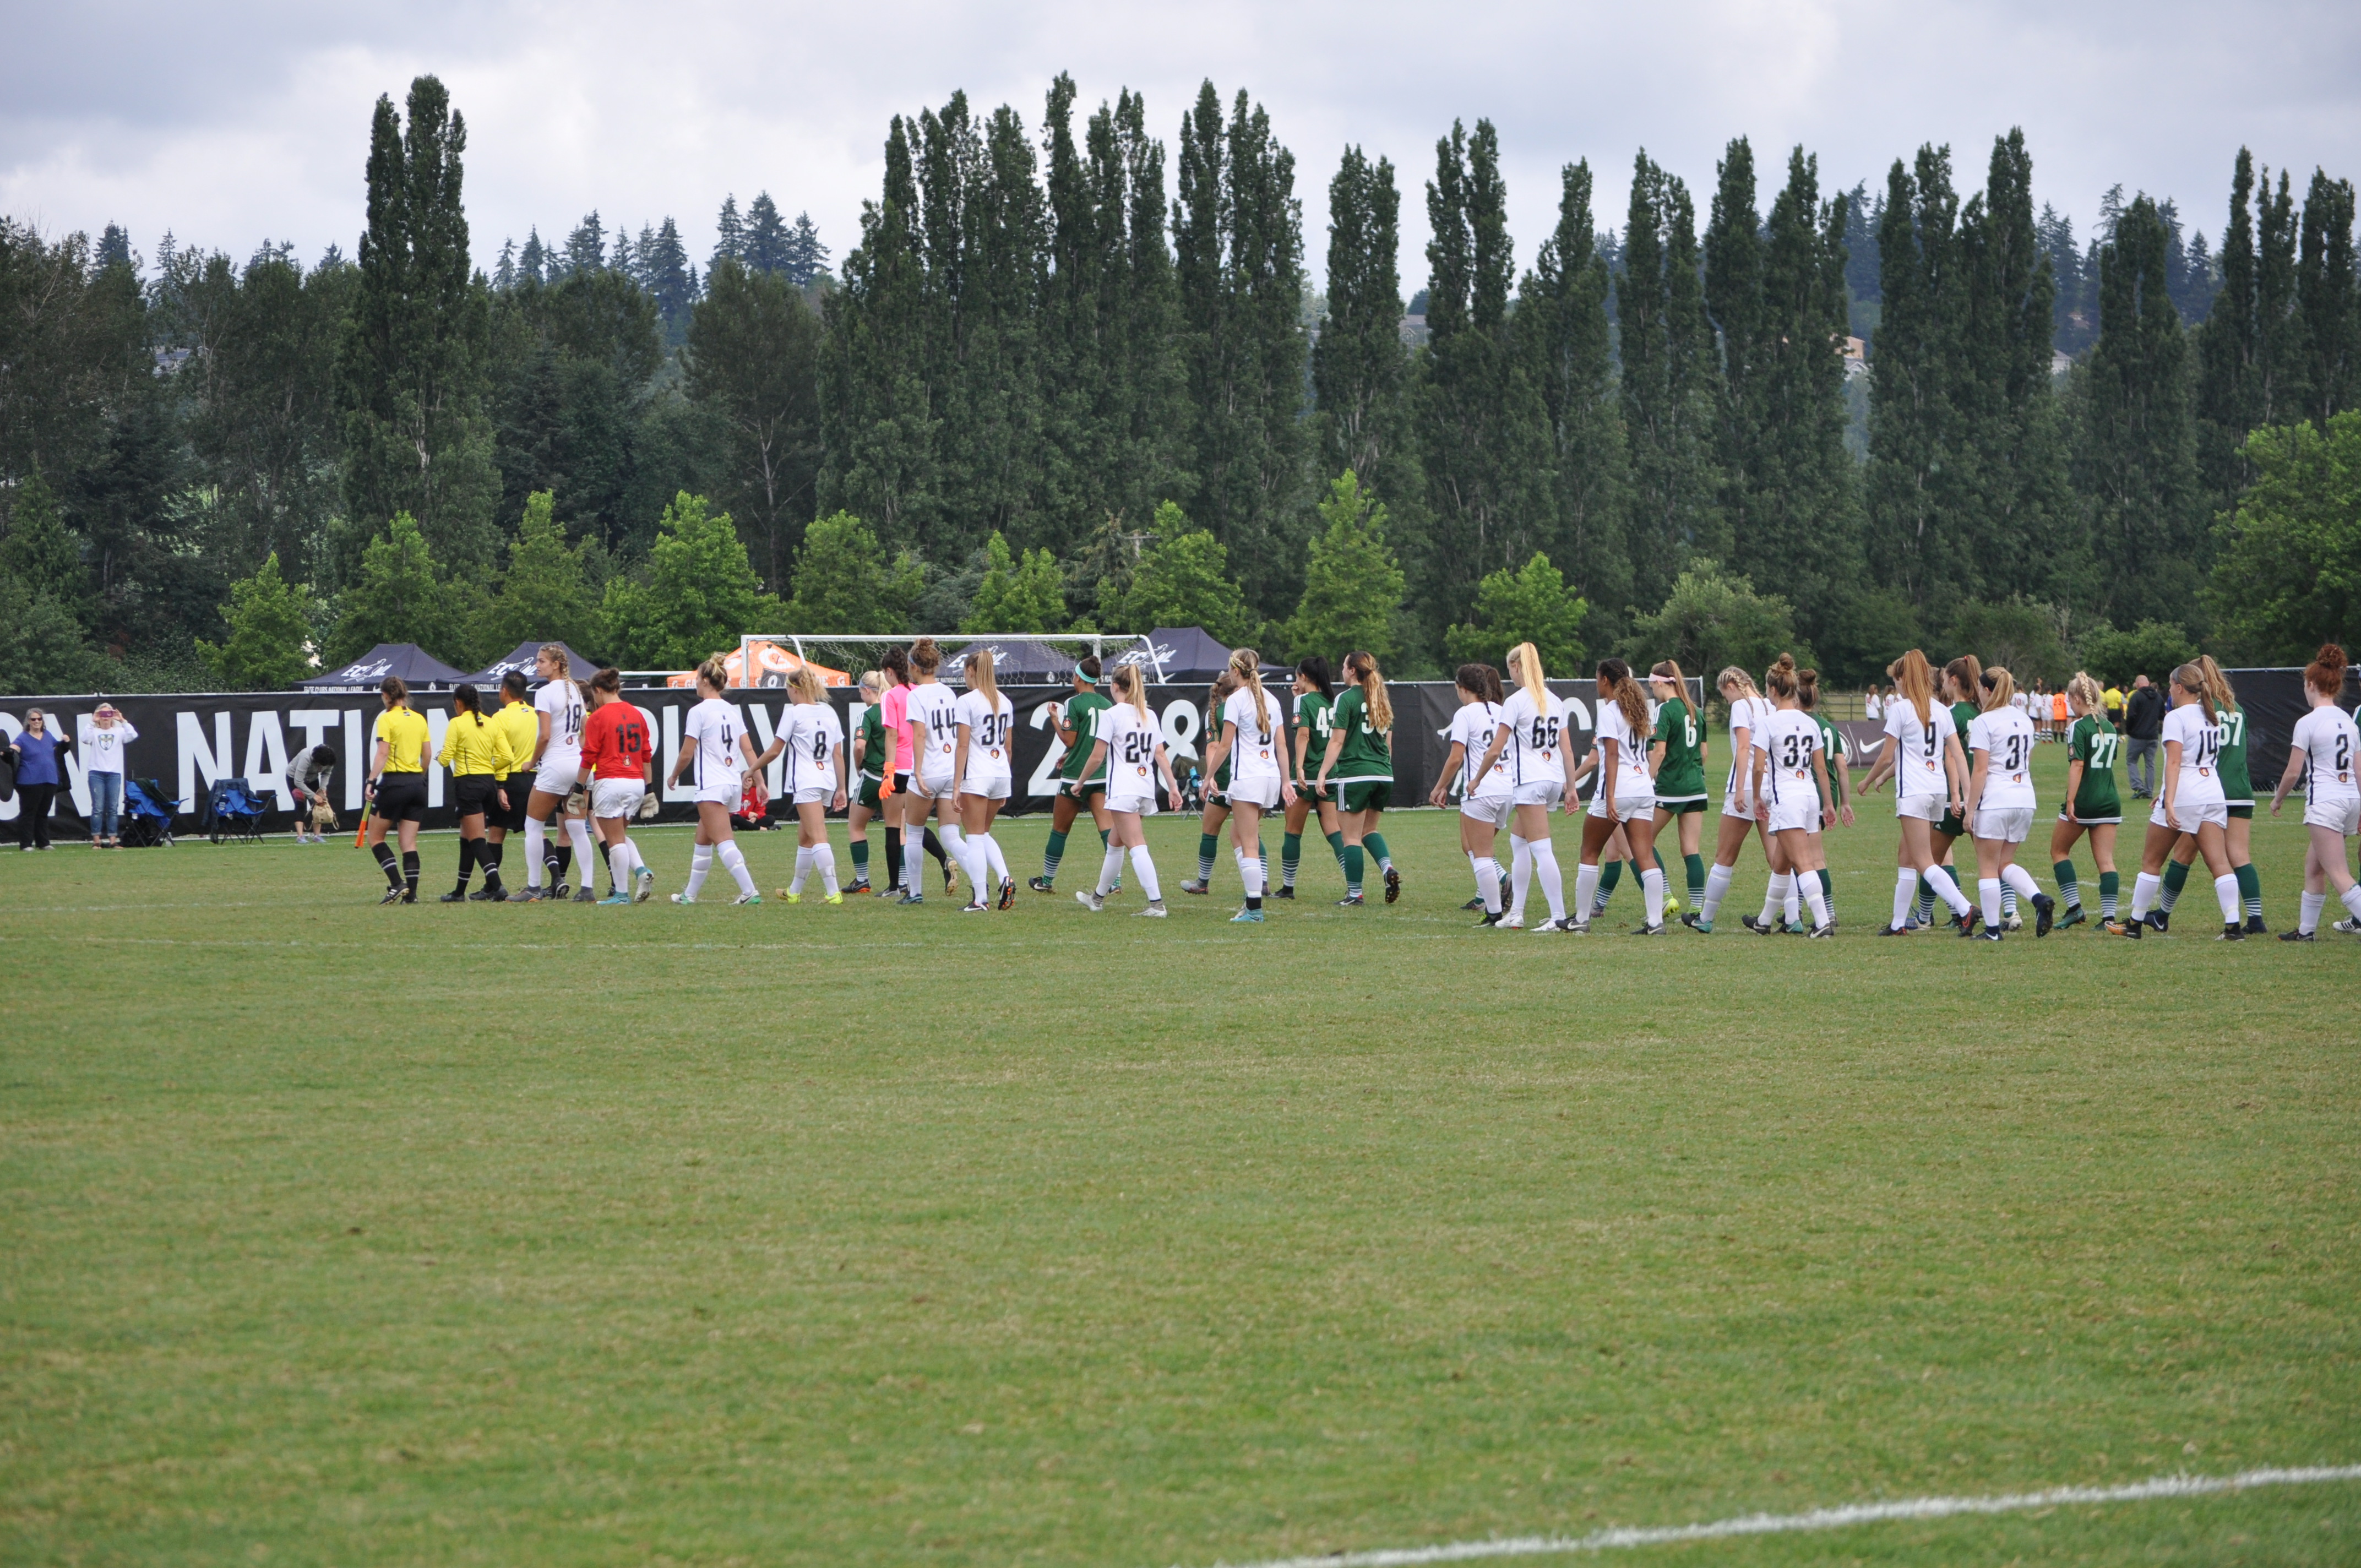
[372,775,427,824]
[495,771,534,831]
[451,774,501,820]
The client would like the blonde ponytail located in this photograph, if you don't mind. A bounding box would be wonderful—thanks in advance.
[965,647,998,708]
[1509,641,1548,713]
[1228,647,1271,736]
[1112,661,1151,723]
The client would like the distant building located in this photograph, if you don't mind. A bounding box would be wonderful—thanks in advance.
[1841,335,1868,382]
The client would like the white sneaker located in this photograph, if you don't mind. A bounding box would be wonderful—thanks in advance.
[1497,914,1526,930]
[634,866,655,903]
[670,892,696,905]
[2335,917,2359,934]
[1135,901,1168,918]
[1075,890,1106,912]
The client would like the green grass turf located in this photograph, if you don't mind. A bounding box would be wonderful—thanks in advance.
[3,744,2357,1566]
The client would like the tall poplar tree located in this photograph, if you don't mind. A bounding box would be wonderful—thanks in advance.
[2194,149,2265,511]
[1865,145,1965,611]
[1174,81,1307,614]
[337,75,498,572]
[1313,146,1419,516]
[2295,169,2358,425]
[1619,150,1722,606]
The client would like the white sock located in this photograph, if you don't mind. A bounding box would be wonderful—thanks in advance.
[2341,883,2361,922]
[1641,866,1665,928]
[1574,862,1600,923]
[981,833,1010,886]
[2002,863,2042,906]
[524,815,547,888]
[1783,875,1802,925]
[623,837,646,885]
[1096,845,1125,896]
[790,846,814,894]
[565,816,595,874]
[1509,835,1532,919]
[1758,872,1787,924]
[2214,872,2242,923]
[1475,854,1501,914]
[2299,890,2326,934]
[1701,862,1734,921]
[1238,843,1264,897]
[607,839,637,893]
[1922,863,1972,916]
[721,840,759,896]
[1892,867,1919,928]
[1534,845,1566,922]
[811,842,837,895]
[1979,878,2004,929]
[686,843,714,897]
[2131,871,2161,917]
[1128,843,1162,902]
[1802,874,1829,928]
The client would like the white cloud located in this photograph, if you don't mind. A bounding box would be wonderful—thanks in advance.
[4,0,2356,282]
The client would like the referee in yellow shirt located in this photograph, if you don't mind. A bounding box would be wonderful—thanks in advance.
[480,669,540,900]
[437,683,523,902]
[365,676,433,902]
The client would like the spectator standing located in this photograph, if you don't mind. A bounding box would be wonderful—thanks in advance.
[9,709,68,850]
[286,745,337,843]
[78,704,137,847]
[1864,686,1885,722]
[2122,676,2166,797]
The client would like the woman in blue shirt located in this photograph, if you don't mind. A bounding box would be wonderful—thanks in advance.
[9,708,67,850]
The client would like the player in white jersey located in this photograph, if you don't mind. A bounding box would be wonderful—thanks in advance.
[2271,644,2361,939]
[1959,667,2054,939]
[894,638,962,905]
[1689,665,1776,932]
[753,665,849,903]
[518,643,600,902]
[1858,647,1975,934]
[1574,658,1668,934]
[2124,662,2243,939]
[1073,662,1182,917]
[1201,649,1291,923]
[950,648,1018,912]
[1430,662,1514,924]
[1466,641,1574,930]
[1750,656,1837,936]
[663,658,766,905]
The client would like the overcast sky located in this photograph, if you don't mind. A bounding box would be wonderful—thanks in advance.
[6,0,2358,288]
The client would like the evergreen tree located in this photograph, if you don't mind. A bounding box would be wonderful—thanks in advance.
[1174,81,1308,613]
[1519,159,1631,621]
[1619,150,1723,606]
[784,212,830,286]
[480,491,602,654]
[1313,146,1416,512]
[2194,149,2265,510]
[743,193,791,275]
[1285,471,1405,662]
[2038,203,2093,354]
[197,551,313,688]
[96,224,135,271]
[642,216,697,340]
[1842,181,1881,307]
[2077,194,2204,622]
[2295,169,2358,425]
[1865,145,1965,611]
[518,227,546,285]
[785,511,924,634]
[0,569,101,694]
[337,76,498,570]
[1099,500,1255,640]
[600,492,787,667]
[687,259,823,589]
[1417,119,1552,643]
[962,531,1067,632]
[0,472,88,624]
[329,511,457,662]
[494,238,518,291]
[2256,166,2306,424]
[562,211,606,278]
[712,195,744,271]
[1443,551,1588,671]
[2206,410,2361,660]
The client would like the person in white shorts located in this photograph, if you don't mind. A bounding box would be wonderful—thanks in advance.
[519,644,601,902]
[1751,656,1838,937]
[1073,662,1181,917]
[665,657,766,906]
[951,647,1018,912]
[895,638,962,906]
[1961,666,2054,940]
[1466,641,1573,931]
[2125,662,2243,938]
[1692,665,1777,932]
[1577,657,1668,934]
[1203,647,1292,924]
[577,667,656,903]
[2270,643,2361,939]
[1858,647,1974,934]
[753,664,849,903]
[1428,662,1513,924]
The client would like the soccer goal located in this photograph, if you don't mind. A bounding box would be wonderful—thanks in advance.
[721,632,1157,690]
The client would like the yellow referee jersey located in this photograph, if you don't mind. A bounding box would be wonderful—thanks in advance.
[488,700,539,780]
[437,711,521,777]
[375,706,431,772]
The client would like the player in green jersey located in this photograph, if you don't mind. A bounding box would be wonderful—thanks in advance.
[1647,660,1710,912]
[1030,656,1120,894]
[845,669,894,893]
[1912,655,1989,928]
[2050,672,2122,929]
[1315,651,1399,906]
[1278,656,1348,899]
[2156,657,2267,933]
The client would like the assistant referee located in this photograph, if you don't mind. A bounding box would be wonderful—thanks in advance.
[482,668,540,898]
[365,676,432,902]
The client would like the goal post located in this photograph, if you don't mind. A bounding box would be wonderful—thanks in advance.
[729,632,1158,689]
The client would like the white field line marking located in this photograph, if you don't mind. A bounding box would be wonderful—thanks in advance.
[1188,1465,2361,1568]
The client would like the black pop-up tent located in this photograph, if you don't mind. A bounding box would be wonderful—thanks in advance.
[298,644,471,692]
[1115,627,1239,686]
[946,638,1095,685]
[463,641,609,688]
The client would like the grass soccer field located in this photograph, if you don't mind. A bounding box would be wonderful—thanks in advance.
[4,745,2358,1566]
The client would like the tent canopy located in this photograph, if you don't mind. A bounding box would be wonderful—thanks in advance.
[946,638,1105,686]
[462,641,608,688]
[298,644,470,691]
[1112,628,1288,686]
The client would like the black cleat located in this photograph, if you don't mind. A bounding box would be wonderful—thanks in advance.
[2278,928,2315,942]
[1476,910,1504,927]
[2105,917,2141,939]
[467,885,500,901]
[2217,922,2244,941]
[400,889,417,903]
[997,878,1016,911]
[1336,892,1364,907]
[1384,866,1401,904]
[1971,927,2004,940]
[378,885,404,905]
[1680,911,1701,928]
[2146,908,2170,934]
[1274,884,1296,900]
[2243,914,2268,935]
[2055,904,2087,929]
[1876,922,1911,936]
[1631,922,1666,936]
[440,889,469,902]
[1462,896,1485,911]
[1026,876,1054,893]
[848,879,872,895]
[2031,891,2055,938]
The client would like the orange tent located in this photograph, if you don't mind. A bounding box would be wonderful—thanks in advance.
[664,640,851,689]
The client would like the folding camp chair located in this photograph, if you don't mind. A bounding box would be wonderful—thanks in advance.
[121,778,179,846]
[202,777,269,845]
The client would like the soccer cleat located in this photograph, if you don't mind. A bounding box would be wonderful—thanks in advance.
[1530,918,1563,934]
[2054,904,2086,929]
[1179,879,1210,895]
[2003,913,2024,933]
[962,900,990,913]
[1384,866,1401,904]
[1876,923,1911,936]
[781,891,802,905]
[634,867,655,903]
[1336,892,1364,908]
[739,892,766,906]
[2243,914,2268,935]
[515,886,547,903]
[847,879,871,895]
[1495,913,1526,930]
[1568,919,1593,935]
[1026,875,1054,893]
[1972,927,2004,941]
[573,884,596,903]
[943,862,959,895]
[1476,910,1505,927]
[1808,921,1836,939]
[439,890,469,902]
[1740,913,1766,932]
[1679,910,1701,929]
[2278,928,2314,942]
[1901,913,1924,932]
[1462,896,1485,911]
[1688,918,1715,934]
[2217,922,2244,941]
[467,885,501,901]
[875,884,899,897]
[1631,922,1665,937]
[1955,907,1982,937]
[998,878,1016,911]
[1273,884,1296,900]
[552,881,572,900]
[818,892,837,905]
[670,892,697,905]
[1230,907,1265,923]
[2145,909,2170,934]
[897,891,923,906]
[2032,891,2056,938]
[1782,921,1810,935]
[2336,917,2359,934]
[400,890,417,903]
[597,891,631,906]
[2104,916,2141,939]
[378,885,405,905]
[1663,891,1685,915]
[1135,901,1168,918]
[1075,890,1106,912]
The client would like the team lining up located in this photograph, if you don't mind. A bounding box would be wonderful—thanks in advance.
[350,636,2361,939]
